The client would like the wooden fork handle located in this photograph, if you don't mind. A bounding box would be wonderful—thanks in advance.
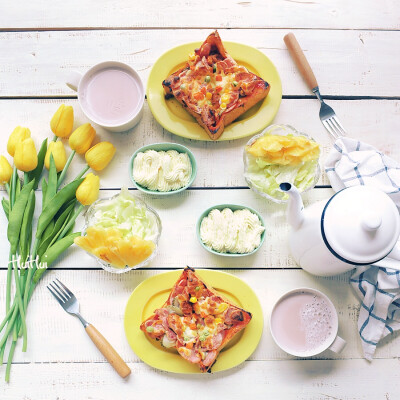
[85,324,131,378]
[284,32,318,91]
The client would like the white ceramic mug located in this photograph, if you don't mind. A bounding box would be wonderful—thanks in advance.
[66,61,144,132]
[270,287,346,357]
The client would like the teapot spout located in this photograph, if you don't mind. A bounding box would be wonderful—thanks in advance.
[280,182,304,230]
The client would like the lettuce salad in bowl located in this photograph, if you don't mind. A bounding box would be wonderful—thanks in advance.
[243,125,321,203]
[75,188,161,273]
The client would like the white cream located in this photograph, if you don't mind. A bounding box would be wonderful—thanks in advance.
[200,208,265,254]
[133,150,192,192]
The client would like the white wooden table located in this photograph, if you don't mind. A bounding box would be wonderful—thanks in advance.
[1,1,400,398]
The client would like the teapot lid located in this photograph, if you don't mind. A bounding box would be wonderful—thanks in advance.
[322,186,400,265]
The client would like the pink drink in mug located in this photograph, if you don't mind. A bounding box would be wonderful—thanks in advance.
[270,288,346,357]
[66,61,144,132]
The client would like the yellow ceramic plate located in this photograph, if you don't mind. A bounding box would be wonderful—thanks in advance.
[146,41,282,141]
[124,269,263,373]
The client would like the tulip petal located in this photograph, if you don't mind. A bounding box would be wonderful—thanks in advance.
[85,142,116,171]
[14,138,38,172]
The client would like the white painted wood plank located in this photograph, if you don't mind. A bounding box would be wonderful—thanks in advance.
[2,359,400,399]
[1,269,399,365]
[1,29,399,97]
[0,188,333,270]
[0,99,399,190]
[0,0,399,30]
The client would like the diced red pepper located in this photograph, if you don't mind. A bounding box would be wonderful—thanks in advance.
[215,75,222,81]
[200,86,207,95]
[216,86,222,92]
[194,92,205,100]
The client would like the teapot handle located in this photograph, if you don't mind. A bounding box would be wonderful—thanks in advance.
[388,244,400,262]
[371,245,400,270]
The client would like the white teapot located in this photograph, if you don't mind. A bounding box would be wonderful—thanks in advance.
[280,183,400,276]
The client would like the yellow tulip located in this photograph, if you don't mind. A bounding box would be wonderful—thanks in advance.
[45,141,67,172]
[7,126,31,157]
[76,173,100,206]
[85,142,116,171]
[14,138,38,172]
[0,156,13,184]
[50,104,74,138]
[69,123,96,154]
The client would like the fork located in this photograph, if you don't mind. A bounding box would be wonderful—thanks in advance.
[47,279,131,378]
[284,32,346,140]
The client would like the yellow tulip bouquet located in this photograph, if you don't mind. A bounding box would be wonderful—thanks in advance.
[0,105,116,382]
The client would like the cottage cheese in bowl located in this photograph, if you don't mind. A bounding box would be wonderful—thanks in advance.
[133,149,191,192]
[130,143,197,195]
[198,206,265,256]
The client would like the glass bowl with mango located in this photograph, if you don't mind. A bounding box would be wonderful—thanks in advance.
[75,188,162,273]
[243,124,321,203]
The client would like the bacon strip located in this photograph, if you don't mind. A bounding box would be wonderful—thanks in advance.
[216,56,237,74]
[178,347,202,364]
[202,350,218,367]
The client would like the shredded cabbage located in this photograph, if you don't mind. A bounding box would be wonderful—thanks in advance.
[245,157,318,201]
[91,188,159,242]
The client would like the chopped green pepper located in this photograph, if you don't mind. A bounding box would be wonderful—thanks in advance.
[205,75,211,83]
[232,81,238,87]
[146,326,154,333]
[199,329,210,342]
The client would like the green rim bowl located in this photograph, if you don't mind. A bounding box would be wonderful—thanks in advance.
[129,142,197,195]
[196,204,266,257]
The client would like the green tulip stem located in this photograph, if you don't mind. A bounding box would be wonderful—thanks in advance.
[12,255,27,352]
[53,135,58,142]
[24,172,29,186]
[10,166,17,209]
[0,339,5,365]
[5,182,10,196]
[75,164,90,181]
[23,239,39,310]
[58,204,84,241]
[5,337,17,382]
[57,150,76,189]
[0,301,16,333]
[6,251,13,313]
[0,304,19,349]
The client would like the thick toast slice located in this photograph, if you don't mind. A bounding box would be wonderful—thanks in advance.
[162,31,270,140]
[140,267,252,372]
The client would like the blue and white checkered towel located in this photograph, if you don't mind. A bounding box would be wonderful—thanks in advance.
[325,137,400,360]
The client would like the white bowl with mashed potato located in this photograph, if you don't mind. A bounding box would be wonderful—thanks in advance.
[196,204,266,257]
[130,143,197,195]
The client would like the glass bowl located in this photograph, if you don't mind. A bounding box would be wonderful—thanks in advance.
[243,124,321,204]
[82,192,162,274]
[196,204,266,257]
[129,142,197,195]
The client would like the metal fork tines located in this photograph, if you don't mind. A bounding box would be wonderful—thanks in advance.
[313,87,346,140]
[47,279,89,327]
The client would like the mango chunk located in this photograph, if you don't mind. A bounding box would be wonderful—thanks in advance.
[74,227,155,268]
[246,134,320,166]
